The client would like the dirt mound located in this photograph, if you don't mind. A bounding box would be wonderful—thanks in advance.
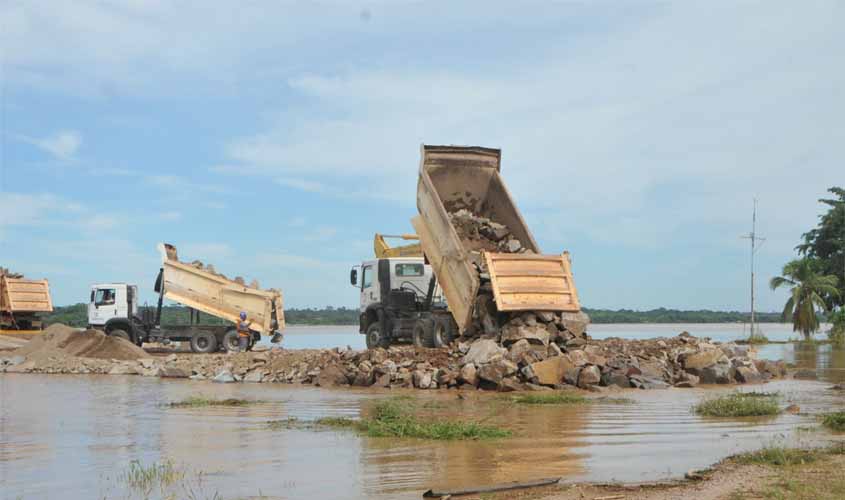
[15,323,150,361]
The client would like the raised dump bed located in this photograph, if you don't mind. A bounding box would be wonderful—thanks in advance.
[412,145,580,334]
[1,270,53,330]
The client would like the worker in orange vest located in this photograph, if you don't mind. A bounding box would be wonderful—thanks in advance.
[236,311,253,352]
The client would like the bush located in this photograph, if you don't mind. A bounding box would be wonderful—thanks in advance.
[735,447,821,466]
[822,412,845,431]
[828,309,845,346]
[694,392,781,417]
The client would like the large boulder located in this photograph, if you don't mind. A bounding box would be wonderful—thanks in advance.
[529,355,575,386]
[478,359,518,389]
[734,365,762,384]
[462,339,506,365]
[501,324,549,346]
[315,365,349,387]
[460,363,479,386]
[698,361,733,384]
[683,349,729,372]
[557,311,590,337]
[577,365,601,388]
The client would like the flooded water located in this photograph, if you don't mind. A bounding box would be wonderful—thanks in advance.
[2,324,845,499]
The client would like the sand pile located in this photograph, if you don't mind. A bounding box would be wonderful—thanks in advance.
[14,323,150,361]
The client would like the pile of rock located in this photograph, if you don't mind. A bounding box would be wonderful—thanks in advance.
[0,267,25,278]
[2,323,786,392]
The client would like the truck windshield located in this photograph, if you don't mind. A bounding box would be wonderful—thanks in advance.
[95,289,116,306]
[395,263,424,277]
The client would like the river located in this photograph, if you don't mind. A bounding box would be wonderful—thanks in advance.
[2,323,844,499]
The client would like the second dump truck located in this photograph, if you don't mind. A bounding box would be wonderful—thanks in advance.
[1,268,53,331]
[88,243,285,352]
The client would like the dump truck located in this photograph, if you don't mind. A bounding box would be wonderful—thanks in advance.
[411,144,580,336]
[354,145,580,349]
[88,243,284,353]
[1,268,53,330]
[374,233,422,258]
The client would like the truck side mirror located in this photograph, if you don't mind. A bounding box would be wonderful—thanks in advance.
[350,268,358,286]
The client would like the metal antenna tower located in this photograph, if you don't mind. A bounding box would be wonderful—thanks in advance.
[741,198,766,339]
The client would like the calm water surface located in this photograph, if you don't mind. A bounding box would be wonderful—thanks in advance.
[2,323,844,499]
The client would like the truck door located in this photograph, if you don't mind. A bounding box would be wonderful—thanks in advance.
[89,286,118,326]
[359,263,380,310]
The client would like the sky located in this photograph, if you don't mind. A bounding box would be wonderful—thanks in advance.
[0,1,842,312]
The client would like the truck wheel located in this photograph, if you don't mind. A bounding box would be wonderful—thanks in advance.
[412,319,435,348]
[365,323,389,349]
[190,332,218,354]
[222,329,240,352]
[109,329,131,343]
[432,317,455,348]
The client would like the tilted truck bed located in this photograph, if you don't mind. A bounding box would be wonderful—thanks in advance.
[413,145,580,334]
[1,276,53,315]
[158,244,284,335]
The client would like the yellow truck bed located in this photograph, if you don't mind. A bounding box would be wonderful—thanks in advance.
[413,145,580,333]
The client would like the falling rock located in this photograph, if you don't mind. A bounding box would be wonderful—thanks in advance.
[212,370,236,383]
[535,311,556,323]
[462,339,506,365]
[315,365,349,387]
[460,363,479,386]
[577,365,601,388]
[530,356,575,386]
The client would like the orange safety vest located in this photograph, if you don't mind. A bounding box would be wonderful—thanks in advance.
[236,320,251,337]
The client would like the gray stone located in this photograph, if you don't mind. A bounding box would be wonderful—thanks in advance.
[212,370,236,383]
[629,375,670,390]
[462,339,506,365]
[506,239,522,253]
[243,370,265,383]
[535,311,556,323]
[315,365,349,387]
[159,366,190,378]
[478,359,518,387]
[577,365,601,388]
[734,365,762,384]
[529,356,575,386]
[601,370,630,388]
[557,311,590,337]
[683,349,728,371]
[568,349,589,366]
[460,363,479,386]
[413,370,433,389]
[698,362,733,384]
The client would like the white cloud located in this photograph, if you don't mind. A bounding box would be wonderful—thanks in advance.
[19,130,82,161]
[178,243,233,263]
[0,193,80,226]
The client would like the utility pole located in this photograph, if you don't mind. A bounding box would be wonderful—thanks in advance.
[741,198,766,339]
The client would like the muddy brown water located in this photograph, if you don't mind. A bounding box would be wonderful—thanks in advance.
[2,337,845,499]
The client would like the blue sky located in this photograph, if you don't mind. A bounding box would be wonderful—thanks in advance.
[1,1,842,311]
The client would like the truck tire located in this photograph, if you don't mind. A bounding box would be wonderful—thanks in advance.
[365,322,389,349]
[412,319,435,348]
[190,332,218,354]
[432,317,455,348]
[109,329,131,343]
[222,329,241,352]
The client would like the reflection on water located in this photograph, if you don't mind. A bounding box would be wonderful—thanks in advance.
[3,325,845,499]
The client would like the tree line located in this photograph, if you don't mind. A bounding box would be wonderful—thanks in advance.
[43,303,788,328]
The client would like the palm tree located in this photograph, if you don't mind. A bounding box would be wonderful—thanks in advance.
[770,259,840,339]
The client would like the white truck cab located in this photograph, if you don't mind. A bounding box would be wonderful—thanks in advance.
[351,257,454,348]
[88,283,137,328]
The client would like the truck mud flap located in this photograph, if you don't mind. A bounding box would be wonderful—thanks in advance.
[484,252,580,312]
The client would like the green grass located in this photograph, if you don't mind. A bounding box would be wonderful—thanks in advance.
[506,392,589,405]
[748,333,770,344]
[288,398,511,441]
[119,460,184,495]
[694,392,781,417]
[168,397,263,408]
[822,412,845,431]
[734,447,821,466]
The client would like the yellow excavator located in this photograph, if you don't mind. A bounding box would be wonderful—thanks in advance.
[373,233,422,258]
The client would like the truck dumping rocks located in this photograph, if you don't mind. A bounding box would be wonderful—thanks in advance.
[2,324,786,391]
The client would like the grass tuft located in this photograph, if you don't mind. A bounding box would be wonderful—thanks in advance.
[734,447,821,466]
[694,392,781,417]
[506,392,589,405]
[119,460,184,495]
[169,397,262,408]
[822,411,845,431]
